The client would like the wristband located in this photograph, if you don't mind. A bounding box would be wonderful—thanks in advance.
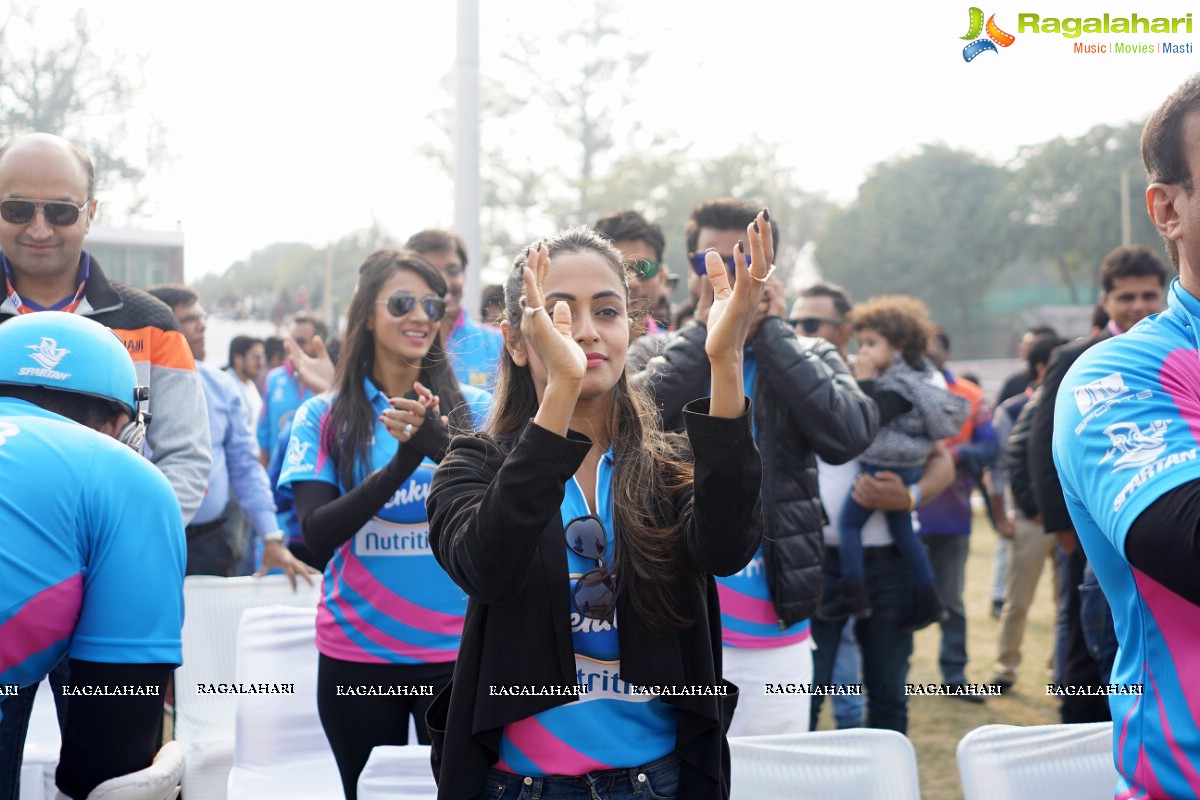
[907,483,922,511]
[263,530,286,544]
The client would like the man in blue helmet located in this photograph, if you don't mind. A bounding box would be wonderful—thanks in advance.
[0,311,185,799]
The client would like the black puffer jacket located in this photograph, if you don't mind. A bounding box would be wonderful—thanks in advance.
[633,317,878,624]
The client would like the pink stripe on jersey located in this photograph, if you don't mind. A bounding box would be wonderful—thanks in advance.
[722,628,811,649]
[1149,668,1200,795]
[0,574,83,671]
[315,600,388,664]
[1132,569,1200,727]
[1159,351,1200,443]
[502,716,614,775]
[1133,742,1171,800]
[716,583,778,624]
[314,410,331,476]
[320,556,458,663]
[339,549,464,635]
[1117,690,1141,782]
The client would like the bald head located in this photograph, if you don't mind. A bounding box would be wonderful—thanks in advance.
[0,133,95,200]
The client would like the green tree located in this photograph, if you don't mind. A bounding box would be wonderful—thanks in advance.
[0,7,162,220]
[1007,121,1163,304]
[815,144,1019,325]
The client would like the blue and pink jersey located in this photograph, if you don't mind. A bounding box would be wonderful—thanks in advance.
[497,447,678,775]
[278,379,490,664]
[0,399,185,718]
[716,550,810,648]
[715,350,809,648]
[1054,279,1200,799]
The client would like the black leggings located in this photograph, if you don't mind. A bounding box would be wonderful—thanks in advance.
[316,654,452,800]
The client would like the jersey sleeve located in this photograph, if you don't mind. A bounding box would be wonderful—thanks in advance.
[71,448,186,665]
[277,395,337,495]
[1053,339,1200,555]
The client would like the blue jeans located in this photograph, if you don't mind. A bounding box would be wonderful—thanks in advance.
[839,465,931,586]
[811,549,914,733]
[483,753,679,800]
[0,659,70,800]
[830,620,865,728]
[924,535,969,685]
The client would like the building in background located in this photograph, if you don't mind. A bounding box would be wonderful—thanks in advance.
[87,226,184,288]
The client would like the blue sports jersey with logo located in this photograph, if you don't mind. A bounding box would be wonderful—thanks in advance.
[257,364,313,457]
[278,380,490,664]
[497,447,677,775]
[0,399,185,720]
[446,313,503,391]
[1054,279,1200,800]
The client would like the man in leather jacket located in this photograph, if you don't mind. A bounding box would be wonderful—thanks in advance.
[632,198,877,734]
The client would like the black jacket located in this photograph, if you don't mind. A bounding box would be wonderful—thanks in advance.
[632,317,878,625]
[425,399,762,800]
[1030,332,1110,533]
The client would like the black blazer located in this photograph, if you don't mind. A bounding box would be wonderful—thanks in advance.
[425,398,762,799]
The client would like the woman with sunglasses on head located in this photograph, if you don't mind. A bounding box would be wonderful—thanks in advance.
[278,249,491,799]
[426,214,771,800]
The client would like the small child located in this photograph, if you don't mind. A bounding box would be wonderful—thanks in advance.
[817,296,970,632]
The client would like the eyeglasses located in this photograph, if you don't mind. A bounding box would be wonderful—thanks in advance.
[628,259,661,281]
[376,291,447,322]
[688,252,750,280]
[565,514,615,621]
[0,198,90,227]
[791,317,844,335]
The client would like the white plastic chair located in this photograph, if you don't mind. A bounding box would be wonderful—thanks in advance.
[356,745,438,799]
[224,605,341,799]
[729,729,921,800]
[176,575,320,800]
[52,741,185,800]
[956,722,1117,800]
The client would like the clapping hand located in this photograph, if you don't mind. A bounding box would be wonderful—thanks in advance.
[380,381,445,444]
[520,243,587,387]
[704,209,774,365]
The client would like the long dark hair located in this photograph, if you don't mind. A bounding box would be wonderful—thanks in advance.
[491,227,695,630]
[323,249,469,490]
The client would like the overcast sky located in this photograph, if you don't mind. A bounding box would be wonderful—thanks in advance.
[19,0,1200,279]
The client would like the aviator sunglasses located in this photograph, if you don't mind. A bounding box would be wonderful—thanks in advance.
[376,290,448,322]
[0,198,90,227]
[565,514,615,621]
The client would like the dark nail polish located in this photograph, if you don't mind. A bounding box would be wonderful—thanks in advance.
[737,240,745,253]
[762,208,770,222]
[753,220,760,233]
[525,247,530,258]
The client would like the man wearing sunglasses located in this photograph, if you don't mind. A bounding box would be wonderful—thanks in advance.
[634,197,878,737]
[404,228,503,391]
[594,210,673,372]
[0,132,212,798]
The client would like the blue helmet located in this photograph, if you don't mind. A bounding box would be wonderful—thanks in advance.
[0,311,142,417]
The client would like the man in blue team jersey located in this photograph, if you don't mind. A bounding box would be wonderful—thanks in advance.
[1054,72,1200,798]
[0,312,185,799]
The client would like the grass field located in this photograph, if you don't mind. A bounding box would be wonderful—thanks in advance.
[812,512,1063,800]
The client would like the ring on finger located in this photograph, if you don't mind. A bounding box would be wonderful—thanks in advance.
[524,305,544,318]
[403,423,414,437]
[750,263,777,283]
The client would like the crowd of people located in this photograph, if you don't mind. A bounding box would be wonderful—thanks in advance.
[4,72,1200,800]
